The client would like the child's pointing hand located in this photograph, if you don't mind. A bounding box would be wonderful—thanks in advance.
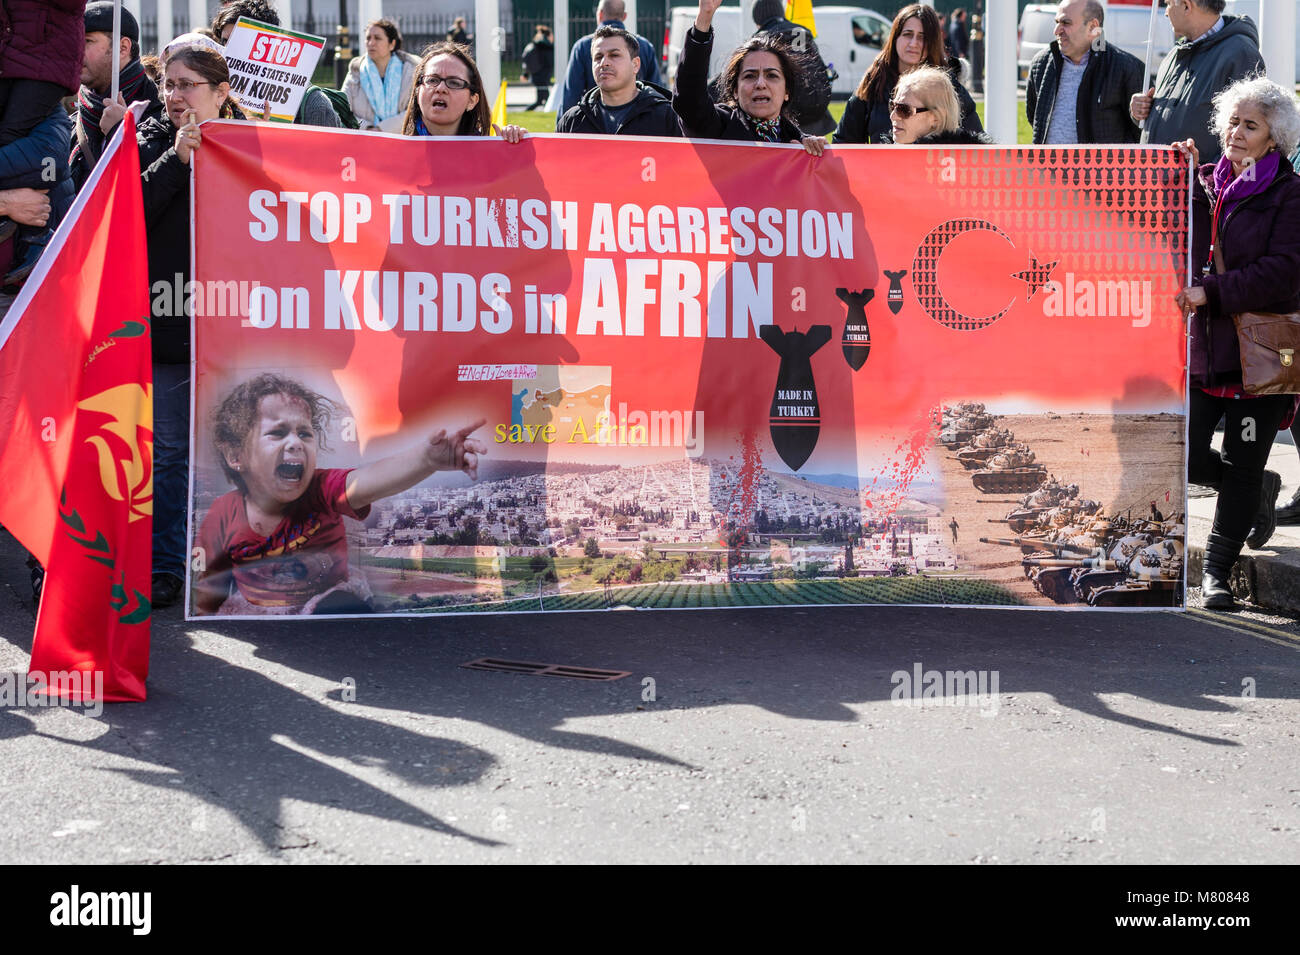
[427,419,488,479]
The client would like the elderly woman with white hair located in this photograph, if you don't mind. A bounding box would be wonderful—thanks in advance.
[885,66,991,144]
[1175,76,1300,610]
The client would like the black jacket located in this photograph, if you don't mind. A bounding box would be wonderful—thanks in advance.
[522,38,554,84]
[556,82,683,137]
[673,27,804,143]
[1189,157,1300,388]
[137,115,193,364]
[834,62,982,144]
[912,128,994,145]
[1026,39,1144,144]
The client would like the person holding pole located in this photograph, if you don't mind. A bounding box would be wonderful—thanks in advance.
[74,3,164,192]
[1130,0,1263,163]
[138,45,250,609]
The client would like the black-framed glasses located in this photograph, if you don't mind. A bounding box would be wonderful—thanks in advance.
[418,74,472,91]
[889,102,930,119]
[163,78,216,95]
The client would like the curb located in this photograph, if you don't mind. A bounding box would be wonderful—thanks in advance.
[1185,538,1300,615]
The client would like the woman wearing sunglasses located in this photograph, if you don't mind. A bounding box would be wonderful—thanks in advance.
[136,44,248,608]
[836,3,982,144]
[886,66,990,145]
[401,43,526,142]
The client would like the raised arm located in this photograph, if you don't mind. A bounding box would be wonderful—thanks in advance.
[673,3,727,139]
[695,0,723,32]
[345,420,487,511]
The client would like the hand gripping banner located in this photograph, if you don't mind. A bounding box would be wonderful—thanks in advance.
[191,125,1189,616]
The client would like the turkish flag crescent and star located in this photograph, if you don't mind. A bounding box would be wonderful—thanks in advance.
[0,110,153,702]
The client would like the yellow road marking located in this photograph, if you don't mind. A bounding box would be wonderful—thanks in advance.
[1184,608,1300,650]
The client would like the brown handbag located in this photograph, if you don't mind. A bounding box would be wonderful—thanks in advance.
[1213,246,1300,395]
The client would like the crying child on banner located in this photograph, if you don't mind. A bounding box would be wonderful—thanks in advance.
[192,373,486,615]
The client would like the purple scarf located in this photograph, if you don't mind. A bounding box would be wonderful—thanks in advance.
[1212,150,1281,219]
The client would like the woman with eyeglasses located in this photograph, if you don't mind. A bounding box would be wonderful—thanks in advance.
[835,3,982,144]
[672,0,827,155]
[136,44,247,609]
[401,43,526,142]
[342,18,421,133]
[885,66,990,145]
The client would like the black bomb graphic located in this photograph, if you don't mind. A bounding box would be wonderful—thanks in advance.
[836,287,874,371]
[912,218,1058,331]
[884,269,908,314]
[760,324,831,471]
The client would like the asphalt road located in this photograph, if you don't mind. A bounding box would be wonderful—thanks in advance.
[1,531,1297,865]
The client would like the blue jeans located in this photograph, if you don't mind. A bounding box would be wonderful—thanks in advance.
[152,362,190,578]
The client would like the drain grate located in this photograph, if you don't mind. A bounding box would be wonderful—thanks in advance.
[460,658,630,681]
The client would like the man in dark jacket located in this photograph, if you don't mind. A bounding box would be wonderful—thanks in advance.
[555,0,661,123]
[1026,0,1143,144]
[751,0,835,136]
[72,3,163,192]
[521,25,554,111]
[1130,0,1263,163]
[948,8,970,60]
[556,27,681,137]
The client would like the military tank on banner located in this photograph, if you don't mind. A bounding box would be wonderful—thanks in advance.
[939,411,996,448]
[971,448,1049,493]
[981,512,1120,602]
[989,480,1086,532]
[944,401,986,419]
[1086,527,1185,607]
[954,427,1022,470]
[1010,504,1110,553]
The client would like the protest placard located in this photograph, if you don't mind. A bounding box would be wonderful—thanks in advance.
[221,17,325,123]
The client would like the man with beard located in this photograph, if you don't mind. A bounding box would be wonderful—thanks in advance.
[556,27,680,136]
[71,2,163,192]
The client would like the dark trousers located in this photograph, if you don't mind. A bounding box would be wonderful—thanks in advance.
[1188,389,1294,541]
[0,79,67,147]
[152,361,191,579]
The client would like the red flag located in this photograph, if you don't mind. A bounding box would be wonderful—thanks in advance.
[0,111,153,702]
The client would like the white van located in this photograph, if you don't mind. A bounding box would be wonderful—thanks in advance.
[664,5,891,99]
[1018,2,1174,86]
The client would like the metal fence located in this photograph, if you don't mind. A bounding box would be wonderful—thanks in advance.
[139,11,668,76]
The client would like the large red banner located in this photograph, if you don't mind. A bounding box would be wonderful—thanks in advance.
[191,125,1188,616]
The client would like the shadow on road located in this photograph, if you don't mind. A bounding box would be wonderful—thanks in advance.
[2,528,1295,854]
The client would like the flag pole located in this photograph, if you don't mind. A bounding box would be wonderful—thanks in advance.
[1139,0,1159,130]
[111,0,122,103]
[1186,150,1194,287]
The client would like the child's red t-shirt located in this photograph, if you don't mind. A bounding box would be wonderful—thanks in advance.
[194,468,371,614]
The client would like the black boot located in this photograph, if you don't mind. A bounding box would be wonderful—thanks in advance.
[1246,469,1282,549]
[1202,532,1243,611]
[1276,486,1300,525]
